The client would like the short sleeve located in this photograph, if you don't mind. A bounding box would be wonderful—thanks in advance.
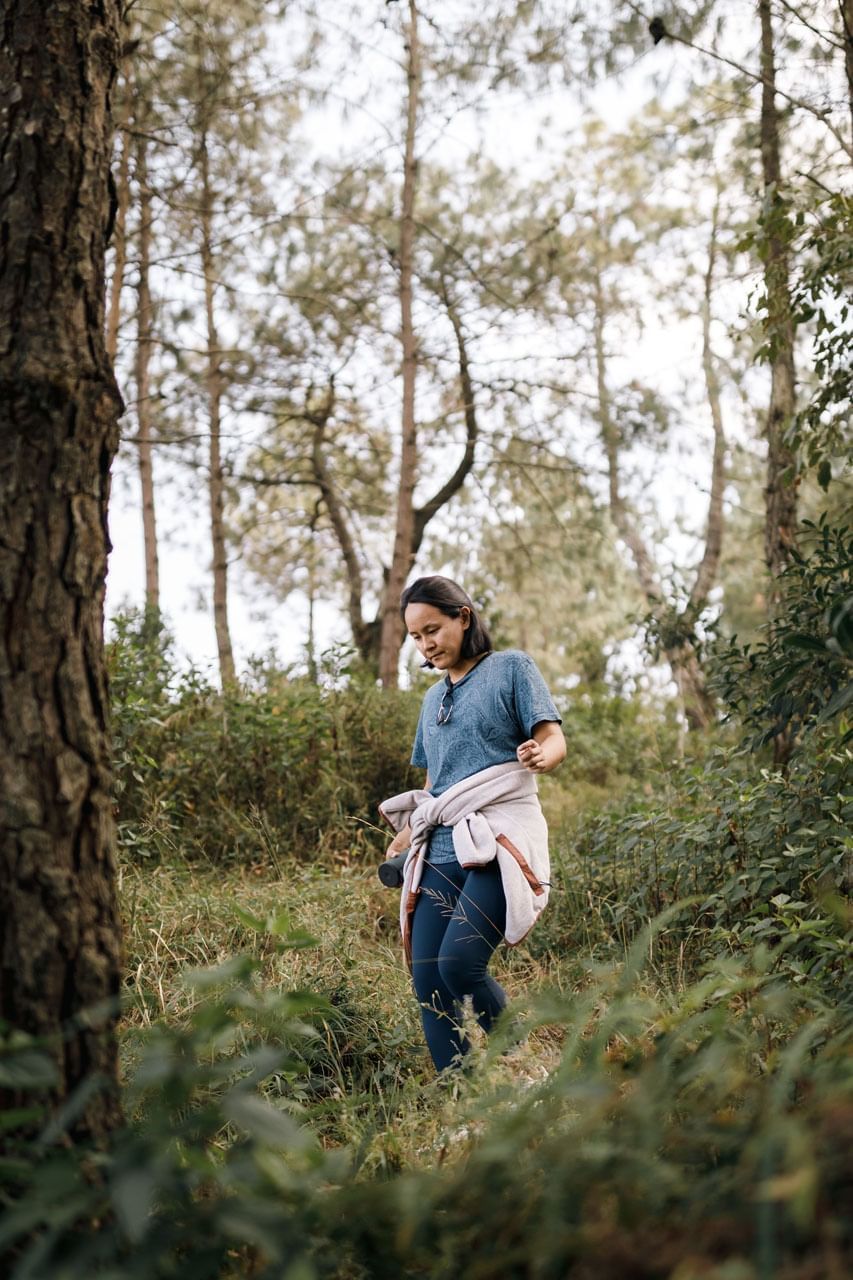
[512,653,562,737]
[410,702,428,768]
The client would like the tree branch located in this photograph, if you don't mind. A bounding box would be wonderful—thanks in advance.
[411,280,479,554]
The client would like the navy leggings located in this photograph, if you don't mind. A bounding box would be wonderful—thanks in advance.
[410,859,507,1072]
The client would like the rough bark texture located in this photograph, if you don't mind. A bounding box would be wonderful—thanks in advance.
[0,0,124,1144]
[199,131,235,686]
[758,0,798,595]
[135,134,160,609]
[378,0,421,688]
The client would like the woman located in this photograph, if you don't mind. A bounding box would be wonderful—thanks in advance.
[380,575,566,1073]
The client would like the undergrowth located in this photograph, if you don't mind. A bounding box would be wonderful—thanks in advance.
[2,532,852,1277]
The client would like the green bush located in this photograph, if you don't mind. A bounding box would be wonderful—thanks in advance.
[107,613,422,866]
[712,518,853,747]
[108,612,676,867]
[539,734,852,998]
[537,523,853,996]
[3,934,850,1279]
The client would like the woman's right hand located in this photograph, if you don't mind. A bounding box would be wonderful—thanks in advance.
[385,822,411,858]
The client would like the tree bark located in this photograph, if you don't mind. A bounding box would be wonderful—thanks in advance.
[378,0,421,688]
[0,0,124,1145]
[135,134,160,611]
[758,0,798,596]
[199,131,236,687]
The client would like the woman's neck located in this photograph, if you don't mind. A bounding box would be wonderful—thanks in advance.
[447,650,491,684]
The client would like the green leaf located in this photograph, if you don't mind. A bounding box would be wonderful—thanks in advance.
[0,1050,59,1090]
[818,681,853,722]
[817,459,832,490]
[234,905,266,933]
[222,1091,314,1151]
[782,633,828,654]
[111,1167,157,1243]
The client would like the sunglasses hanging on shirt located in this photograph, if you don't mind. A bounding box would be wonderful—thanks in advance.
[436,677,454,725]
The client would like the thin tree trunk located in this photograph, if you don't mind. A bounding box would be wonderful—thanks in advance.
[314,283,479,676]
[379,0,421,689]
[593,265,715,731]
[199,131,236,687]
[306,528,318,684]
[593,268,661,604]
[308,385,376,665]
[689,193,726,612]
[758,0,798,595]
[410,282,479,556]
[105,94,131,362]
[0,0,124,1145]
[135,135,160,610]
[841,0,853,145]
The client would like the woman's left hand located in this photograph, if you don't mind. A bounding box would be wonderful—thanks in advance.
[517,739,547,772]
[517,722,567,774]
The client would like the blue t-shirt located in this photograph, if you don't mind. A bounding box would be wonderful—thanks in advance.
[410,650,561,863]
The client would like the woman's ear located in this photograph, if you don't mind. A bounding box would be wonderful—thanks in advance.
[459,606,472,630]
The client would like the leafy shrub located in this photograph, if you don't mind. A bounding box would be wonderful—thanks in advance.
[107,612,422,865]
[712,518,853,747]
[3,934,850,1279]
[108,612,677,866]
[538,521,853,997]
[539,735,852,999]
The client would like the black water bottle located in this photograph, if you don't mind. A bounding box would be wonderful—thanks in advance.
[377,849,408,887]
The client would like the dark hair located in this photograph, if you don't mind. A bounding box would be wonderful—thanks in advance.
[400,575,492,668]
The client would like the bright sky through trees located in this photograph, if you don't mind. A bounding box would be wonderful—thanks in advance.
[104,0,851,684]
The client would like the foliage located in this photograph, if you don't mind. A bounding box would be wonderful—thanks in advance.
[538,734,852,1001]
[711,519,853,748]
[2,917,850,1279]
[788,192,853,485]
[109,608,684,866]
[107,611,422,865]
[7,527,853,1276]
[535,520,853,999]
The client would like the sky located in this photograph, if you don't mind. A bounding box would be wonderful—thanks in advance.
[103,1,813,684]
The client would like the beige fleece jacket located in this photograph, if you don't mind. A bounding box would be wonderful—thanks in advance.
[379,761,551,965]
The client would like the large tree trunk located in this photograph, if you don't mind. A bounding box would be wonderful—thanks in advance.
[0,0,124,1145]
[378,0,421,688]
[135,135,160,610]
[758,0,798,596]
[199,131,236,687]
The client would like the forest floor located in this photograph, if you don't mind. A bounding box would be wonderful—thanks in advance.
[118,854,585,1165]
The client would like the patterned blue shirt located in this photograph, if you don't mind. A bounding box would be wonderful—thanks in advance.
[410,650,561,863]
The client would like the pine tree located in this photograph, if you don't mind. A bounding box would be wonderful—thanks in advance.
[0,0,124,1144]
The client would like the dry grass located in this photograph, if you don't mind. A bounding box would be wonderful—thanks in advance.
[116,854,569,1169]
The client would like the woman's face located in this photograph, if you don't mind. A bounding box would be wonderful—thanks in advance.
[404,602,471,674]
